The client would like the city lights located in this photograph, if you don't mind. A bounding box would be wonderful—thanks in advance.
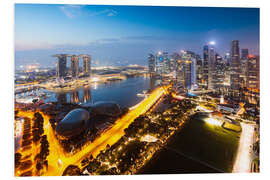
[14,4,260,176]
[209,41,216,45]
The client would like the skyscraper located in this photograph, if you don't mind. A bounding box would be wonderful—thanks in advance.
[163,52,170,74]
[241,49,249,59]
[155,52,163,75]
[240,49,249,87]
[181,50,195,89]
[148,54,155,74]
[54,54,67,78]
[71,55,79,78]
[208,44,216,89]
[81,54,91,76]
[230,40,241,91]
[170,53,181,72]
[203,45,209,88]
[214,55,226,90]
[196,55,203,86]
[247,55,260,90]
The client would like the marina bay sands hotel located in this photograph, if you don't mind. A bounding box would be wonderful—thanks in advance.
[52,54,91,78]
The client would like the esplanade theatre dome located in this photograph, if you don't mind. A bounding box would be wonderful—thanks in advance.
[56,108,91,138]
[91,101,121,117]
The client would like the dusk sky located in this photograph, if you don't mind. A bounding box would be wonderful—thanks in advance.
[15,4,260,68]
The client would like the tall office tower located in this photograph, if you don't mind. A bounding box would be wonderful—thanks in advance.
[208,44,216,89]
[71,55,79,78]
[155,52,164,75]
[148,54,155,74]
[241,49,249,59]
[54,54,67,78]
[170,53,180,72]
[203,45,209,88]
[247,55,260,90]
[181,50,195,89]
[214,55,226,90]
[196,55,203,86]
[230,40,241,91]
[224,53,231,65]
[176,59,185,87]
[163,52,170,74]
[81,54,91,76]
[184,60,192,89]
[240,49,249,87]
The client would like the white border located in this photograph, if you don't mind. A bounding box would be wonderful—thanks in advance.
[1,0,269,180]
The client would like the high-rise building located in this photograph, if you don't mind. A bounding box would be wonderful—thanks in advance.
[170,53,180,72]
[208,44,216,89]
[54,54,67,78]
[148,54,155,74]
[230,40,241,91]
[203,45,209,88]
[155,52,163,75]
[176,59,185,87]
[241,49,249,59]
[247,55,260,90]
[224,53,231,65]
[71,55,79,78]
[214,55,226,90]
[163,52,170,74]
[240,49,249,87]
[81,54,91,76]
[181,50,196,89]
[196,55,203,86]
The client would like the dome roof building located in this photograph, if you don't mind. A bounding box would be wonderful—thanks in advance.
[91,101,121,117]
[56,108,91,138]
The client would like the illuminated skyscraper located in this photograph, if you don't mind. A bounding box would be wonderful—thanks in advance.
[203,45,209,87]
[155,52,165,75]
[71,55,79,78]
[148,54,155,74]
[230,40,241,91]
[208,44,216,89]
[53,54,67,78]
[81,54,91,76]
[247,55,260,90]
[196,55,203,86]
[170,53,180,72]
[240,49,249,87]
[163,52,170,74]
[241,49,249,59]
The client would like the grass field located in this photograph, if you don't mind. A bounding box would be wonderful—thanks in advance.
[167,113,240,172]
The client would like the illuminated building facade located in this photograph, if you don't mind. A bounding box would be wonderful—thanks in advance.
[148,54,155,74]
[247,55,260,90]
[230,40,241,91]
[81,54,91,77]
[71,55,79,78]
[54,54,67,78]
[203,45,209,88]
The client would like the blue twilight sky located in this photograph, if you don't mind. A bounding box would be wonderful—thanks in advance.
[15,4,259,68]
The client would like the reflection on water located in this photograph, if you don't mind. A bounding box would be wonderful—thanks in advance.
[47,76,161,108]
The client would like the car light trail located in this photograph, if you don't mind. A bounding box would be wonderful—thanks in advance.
[232,122,255,173]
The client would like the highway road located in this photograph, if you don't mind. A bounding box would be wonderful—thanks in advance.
[232,122,255,173]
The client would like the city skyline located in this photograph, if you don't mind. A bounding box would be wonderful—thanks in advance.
[15,4,259,68]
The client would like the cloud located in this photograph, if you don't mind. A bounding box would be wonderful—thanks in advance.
[87,9,117,17]
[59,5,82,19]
[15,42,53,51]
[59,5,117,18]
